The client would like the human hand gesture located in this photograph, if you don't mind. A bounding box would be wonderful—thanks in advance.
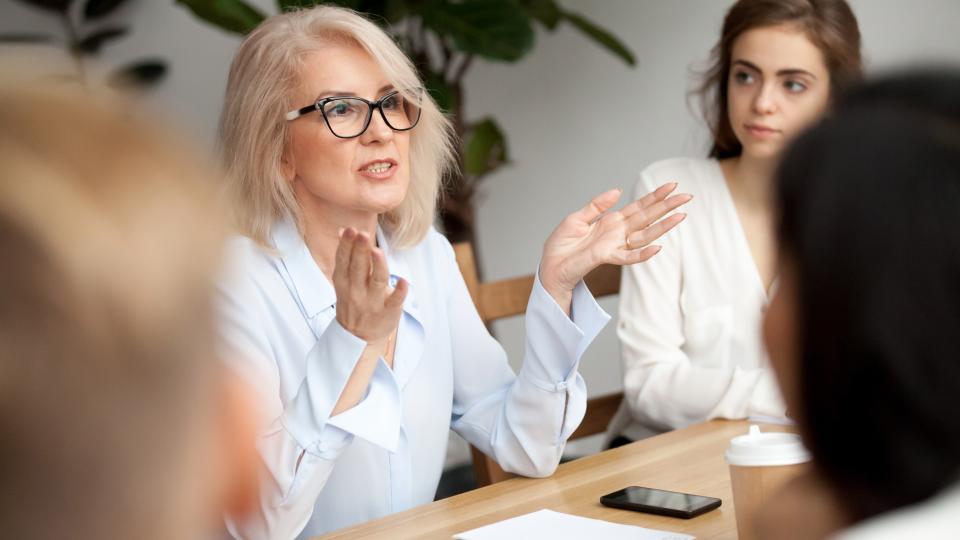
[539,182,691,307]
[333,228,406,347]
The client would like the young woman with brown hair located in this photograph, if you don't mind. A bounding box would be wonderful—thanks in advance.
[610,0,863,444]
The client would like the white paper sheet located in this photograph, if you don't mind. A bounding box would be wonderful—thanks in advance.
[452,509,695,540]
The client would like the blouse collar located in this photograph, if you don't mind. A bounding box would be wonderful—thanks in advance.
[270,217,419,322]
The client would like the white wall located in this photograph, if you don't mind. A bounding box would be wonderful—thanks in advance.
[465,0,960,401]
[0,0,276,145]
[4,0,959,464]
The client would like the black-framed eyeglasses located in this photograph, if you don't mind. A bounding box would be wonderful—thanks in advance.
[285,88,423,139]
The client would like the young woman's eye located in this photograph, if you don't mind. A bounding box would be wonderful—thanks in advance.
[734,71,755,85]
[784,80,807,93]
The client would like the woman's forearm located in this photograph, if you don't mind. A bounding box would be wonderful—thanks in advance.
[331,340,386,416]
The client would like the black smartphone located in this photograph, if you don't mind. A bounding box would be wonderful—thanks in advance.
[600,486,722,519]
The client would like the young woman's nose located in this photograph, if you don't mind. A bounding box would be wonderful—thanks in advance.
[752,83,778,115]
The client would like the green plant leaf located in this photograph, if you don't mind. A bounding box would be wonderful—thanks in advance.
[422,0,534,62]
[561,10,635,66]
[12,0,72,13]
[84,0,130,19]
[306,0,408,23]
[276,0,318,10]
[108,59,167,89]
[277,0,389,17]
[176,0,266,36]
[519,0,560,30]
[75,26,127,54]
[465,117,509,177]
[363,0,409,24]
[423,69,454,113]
[0,33,53,43]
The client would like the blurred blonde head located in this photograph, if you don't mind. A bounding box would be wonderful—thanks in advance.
[0,77,246,539]
[219,5,456,249]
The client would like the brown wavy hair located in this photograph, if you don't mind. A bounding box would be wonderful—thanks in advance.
[696,0,863,159]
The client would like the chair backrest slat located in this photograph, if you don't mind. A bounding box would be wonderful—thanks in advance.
[452,241,625,487]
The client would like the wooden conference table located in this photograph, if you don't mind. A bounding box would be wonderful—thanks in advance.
[318,419,792,539]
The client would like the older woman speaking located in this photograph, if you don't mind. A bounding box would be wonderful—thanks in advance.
[217,6,690,538]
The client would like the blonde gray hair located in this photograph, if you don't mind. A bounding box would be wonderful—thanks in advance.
[219,5,456,249]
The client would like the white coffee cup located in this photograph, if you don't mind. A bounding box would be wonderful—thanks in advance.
[726,425,811,540]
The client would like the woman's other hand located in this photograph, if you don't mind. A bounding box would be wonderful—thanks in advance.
[333,227,407,348]
[539,182,691,311]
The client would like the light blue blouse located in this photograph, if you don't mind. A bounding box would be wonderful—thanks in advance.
[219,218,609,539]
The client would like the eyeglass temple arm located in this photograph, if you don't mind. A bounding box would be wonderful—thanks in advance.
[285,103,318,121]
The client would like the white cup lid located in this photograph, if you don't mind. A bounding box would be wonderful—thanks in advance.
[725,425,811,466]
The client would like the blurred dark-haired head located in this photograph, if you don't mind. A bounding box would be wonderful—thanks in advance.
[764,69,960,523]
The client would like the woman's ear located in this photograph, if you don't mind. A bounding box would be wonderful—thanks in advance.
[217,369,261,520]
[280,150,296,183]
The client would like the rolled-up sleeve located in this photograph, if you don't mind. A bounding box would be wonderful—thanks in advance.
[447,243,610,478]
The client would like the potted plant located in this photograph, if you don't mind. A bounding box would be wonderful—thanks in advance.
[2,0,166,89]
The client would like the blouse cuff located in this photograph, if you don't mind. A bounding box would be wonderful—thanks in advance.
[280,319,368,451]
[326,357,403,452]
[518,269,610,388]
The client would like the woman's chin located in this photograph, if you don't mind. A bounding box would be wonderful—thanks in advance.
[363,193,406,215]
[361,180,408,213]
[742,142,784,161]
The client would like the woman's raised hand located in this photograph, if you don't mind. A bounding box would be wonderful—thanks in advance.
[333,228,406,346]
[539,182,692,307]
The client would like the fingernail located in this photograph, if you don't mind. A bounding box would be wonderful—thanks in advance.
[338,227,345,238]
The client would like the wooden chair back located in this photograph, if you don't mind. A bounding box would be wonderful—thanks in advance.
[452,241,624,486]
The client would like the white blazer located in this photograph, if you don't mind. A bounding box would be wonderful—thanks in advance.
[218,218,609,538]
[609,157,786,442]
